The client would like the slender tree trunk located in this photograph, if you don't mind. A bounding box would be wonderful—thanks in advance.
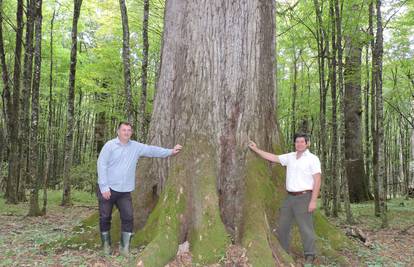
[344,22,369,203]
[95,83,107,155]
[329,0,339,217]
[364,43,372,199]
[5,0,24,204]
[314,0,329,214]
[374,0,387,227]
[137,0,149,141]
[28,0,43,216]
[74,89,83,165]
[62,0,82,206]
[291,49,298,150]
[335,0,347,216]
[119,0,133,123]
[0,0,10,193]
[18,0,35,203]
[369,0,380,216]
[42,8,56,214]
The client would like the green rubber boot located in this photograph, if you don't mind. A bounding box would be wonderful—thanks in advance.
[119,232,133,257]
[100,231,111,255]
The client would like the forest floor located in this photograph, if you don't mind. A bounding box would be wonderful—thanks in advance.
[0,190,413,266]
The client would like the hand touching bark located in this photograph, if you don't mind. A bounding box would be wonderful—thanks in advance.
[172,144,183,155]
[248,140,257,151]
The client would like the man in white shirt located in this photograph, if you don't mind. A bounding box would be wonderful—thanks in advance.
[248,133,321,263]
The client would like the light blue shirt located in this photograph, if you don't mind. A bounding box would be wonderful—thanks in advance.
[97,137,173,193]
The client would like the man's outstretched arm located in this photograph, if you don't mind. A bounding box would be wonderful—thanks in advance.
[248,141,280,163]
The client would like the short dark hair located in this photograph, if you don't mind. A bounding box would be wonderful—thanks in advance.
[293,133,310,143]
[118,122,133,129]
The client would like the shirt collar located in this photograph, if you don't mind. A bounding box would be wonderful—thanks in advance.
[296,149,310,156]
[115,137,130,145]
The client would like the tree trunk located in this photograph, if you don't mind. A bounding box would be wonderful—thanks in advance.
[4,0,24,204]
[291,49,298,150]
[344,22,369,203]
[130,1,349,265]
[0,0,10,194]
[369,0,380,216]
[61,0,82,206]
[94,88,107,155]
[336,0,354,223]
[42,8,56,214]
[18,0,35,203]
[137,0,149,142]
[28,0,43,216]
[374,0,387,227]
[364,43,372,199]
[313,0,329,214]
[329,0,339,217]
[119,0,133,123]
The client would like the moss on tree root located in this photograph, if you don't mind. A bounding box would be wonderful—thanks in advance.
[136,138,230,266]
[243,155,294,266]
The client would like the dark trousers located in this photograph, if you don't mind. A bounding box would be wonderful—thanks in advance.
[277,192,316,256]
[97,187,133,233]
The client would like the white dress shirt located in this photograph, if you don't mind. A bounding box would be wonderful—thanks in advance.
[278,149,321,192]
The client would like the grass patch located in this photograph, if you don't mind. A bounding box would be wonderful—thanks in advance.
[0,190,97,216]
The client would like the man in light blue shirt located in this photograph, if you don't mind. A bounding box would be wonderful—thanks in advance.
[97,122,182,256]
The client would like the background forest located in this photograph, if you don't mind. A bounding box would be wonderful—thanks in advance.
[0,0,413,265]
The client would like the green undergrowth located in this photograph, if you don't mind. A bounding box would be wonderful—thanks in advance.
[0,190,96,216]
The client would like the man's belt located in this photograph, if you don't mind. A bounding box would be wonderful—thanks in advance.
[287,190,312,196]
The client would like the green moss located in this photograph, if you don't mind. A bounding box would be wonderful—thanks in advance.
[189,159,230,265]
[314,212,354,265]
[243,155,294,266]
[135,185,186,267]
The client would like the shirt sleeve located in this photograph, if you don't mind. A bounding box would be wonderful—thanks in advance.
[139,143,173,158]
[97,142,111,193]
[310,156,322,175]
[278,153,289,166]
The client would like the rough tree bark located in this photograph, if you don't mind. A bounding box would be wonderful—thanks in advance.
[369,0,380,215]
[313,0,329,214]
[4,0,24,204]
[374,0,387,227]
[28,0,43,216]
[329,0,339,217]
[18,0,36,203]
[61,0,82,206]
[0,0,11,193]
[129,1,350,265]
[343,8,369,202]
[364,43,373,199]
[42,7,56,214]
